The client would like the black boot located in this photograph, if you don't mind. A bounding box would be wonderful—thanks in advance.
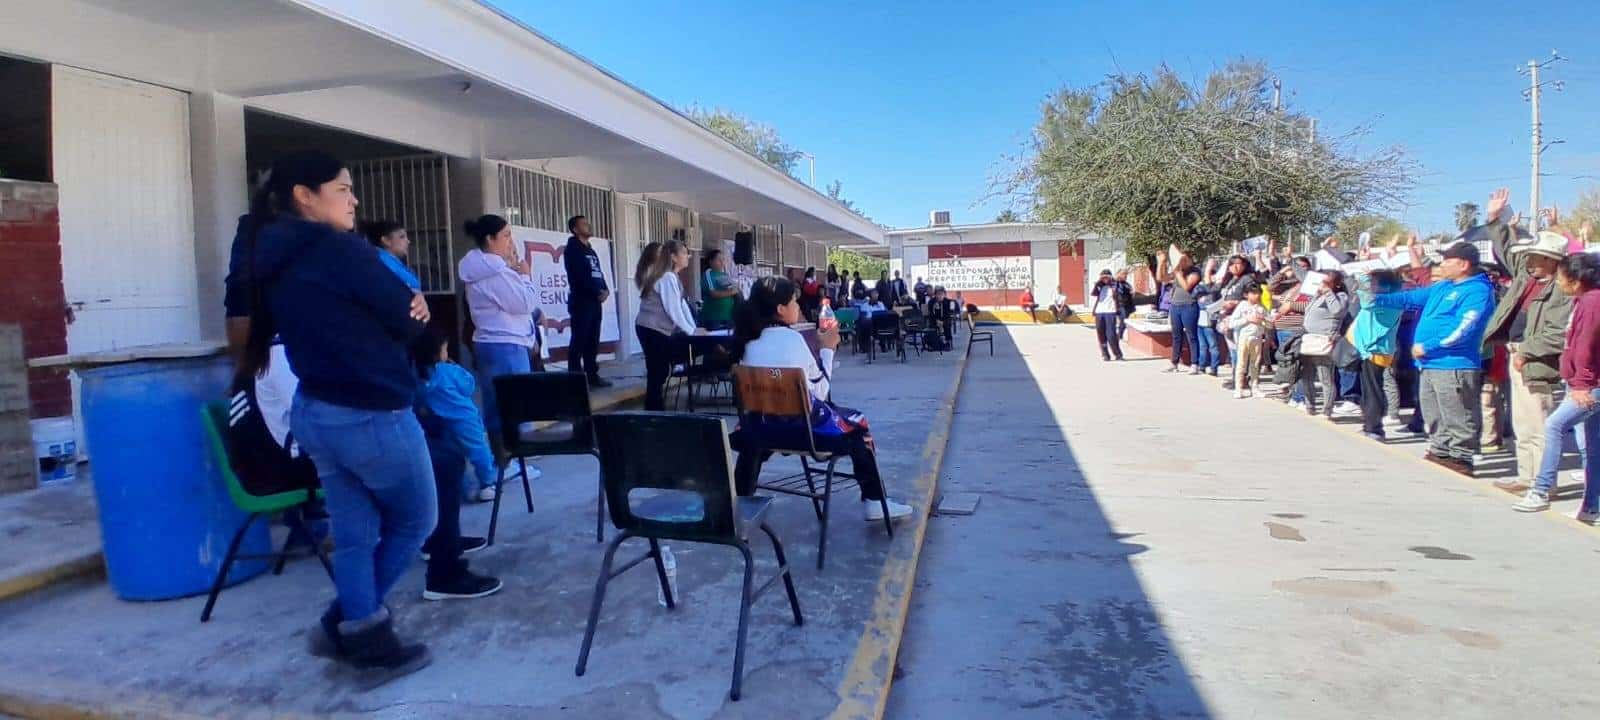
[338,611,432,688]
[308,603,342,659]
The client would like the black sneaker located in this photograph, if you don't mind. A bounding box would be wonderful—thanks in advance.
[420,536,489,561]
[588,376,614,389]
[423,570,504,601]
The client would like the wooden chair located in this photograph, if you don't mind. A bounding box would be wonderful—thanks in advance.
[732,366,893,569]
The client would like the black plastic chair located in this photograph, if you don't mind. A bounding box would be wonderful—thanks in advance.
[732,366,894,570]
[672,338,737,414]
[577,412,803,702]
[900,307,929,357]
[869,311,905,363]
[492,372,605,545]
[965,312,995,357]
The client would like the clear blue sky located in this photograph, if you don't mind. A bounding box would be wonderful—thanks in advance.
[499,0,1600,236]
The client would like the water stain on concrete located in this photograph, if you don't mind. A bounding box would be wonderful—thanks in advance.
[1347,607,1426,635]
[1264,522,1306,542]
[1443,628,1504,650]
[1272,577,1395,599]
[1408,546,1473,561]
[1270,513,1306,519]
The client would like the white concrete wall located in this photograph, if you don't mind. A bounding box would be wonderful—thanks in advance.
[188,92,249,341]
[902,245,931,287]
[1030,240,1058,298]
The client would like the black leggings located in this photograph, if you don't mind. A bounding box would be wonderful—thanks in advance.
[636,325,683,412]
[732,429,886,501]
[421,440,465,583]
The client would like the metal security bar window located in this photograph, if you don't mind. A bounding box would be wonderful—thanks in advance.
[647,198,689,244]
[498,164,615,240]
[808,240,828,270]
[700,214,738,252]
[755,225,781,266]
[348,154,454,294]
[782,235,806,270]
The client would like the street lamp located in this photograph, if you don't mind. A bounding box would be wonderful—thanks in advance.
[798,152,815,187]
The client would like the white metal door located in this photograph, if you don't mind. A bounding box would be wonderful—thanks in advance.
[619,200,647,355]
[52,65,199,353]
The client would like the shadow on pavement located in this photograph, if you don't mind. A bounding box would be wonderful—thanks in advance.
[889,326,1211,719]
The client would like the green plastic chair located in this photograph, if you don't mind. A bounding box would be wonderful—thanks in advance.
[198,400,331,622]
[832,307,859,353]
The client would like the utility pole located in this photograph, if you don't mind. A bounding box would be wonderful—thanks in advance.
[1271,76,1281,111]
[1521,51,1565,230]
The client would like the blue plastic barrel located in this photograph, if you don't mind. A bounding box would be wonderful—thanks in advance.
[79,355,273,601]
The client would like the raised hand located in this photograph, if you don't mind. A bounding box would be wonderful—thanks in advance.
[1485,188,1510,223]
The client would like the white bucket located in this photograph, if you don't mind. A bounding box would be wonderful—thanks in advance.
[31,417,77,485]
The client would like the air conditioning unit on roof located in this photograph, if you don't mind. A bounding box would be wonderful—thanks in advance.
[929,210,951,226]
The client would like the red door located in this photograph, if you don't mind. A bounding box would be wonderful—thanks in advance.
[1058,240,1086,305]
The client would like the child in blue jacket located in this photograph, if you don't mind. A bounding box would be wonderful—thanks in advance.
[412,330,503,601]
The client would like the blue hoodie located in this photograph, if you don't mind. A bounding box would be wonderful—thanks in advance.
[417,362,496,487]
[252,217,423,410]
[1371,272,1495,370]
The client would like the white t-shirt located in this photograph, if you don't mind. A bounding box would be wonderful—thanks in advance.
[740,326,835,401]
[1092,292,1117,315]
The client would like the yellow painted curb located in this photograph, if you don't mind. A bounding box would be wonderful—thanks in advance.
[829,343,971,720]
[0,552,104,604]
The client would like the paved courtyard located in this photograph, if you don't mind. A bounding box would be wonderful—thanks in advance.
[890,324,1600,719]
[0,346,960,720]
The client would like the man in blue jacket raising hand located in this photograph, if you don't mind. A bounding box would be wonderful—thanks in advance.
[1372,241,1497,476]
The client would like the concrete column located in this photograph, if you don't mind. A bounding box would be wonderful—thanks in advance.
[188,91,247,341]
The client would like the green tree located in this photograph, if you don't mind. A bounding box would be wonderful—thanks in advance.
[1569,186,1600,243]
[827,247,886,281]
[995,209,1022,223]
[824,179,871,220]
[1454,202,1480,233]
[1332,214,1408,249]
[995,60,1413,261]
[683,104,802,175]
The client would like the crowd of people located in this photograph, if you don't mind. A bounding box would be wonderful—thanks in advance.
[219,150,916,687]
[1106,188,1600,524]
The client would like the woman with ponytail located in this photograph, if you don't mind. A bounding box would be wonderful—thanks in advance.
[635,240,705,410]
[457,214,541,501]
[729,276,913,523]
[244,150,435,685]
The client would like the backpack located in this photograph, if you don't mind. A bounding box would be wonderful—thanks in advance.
[225,381,320,496]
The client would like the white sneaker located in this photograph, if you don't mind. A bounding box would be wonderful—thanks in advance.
[863,499,913,522]
[1512,491,1551,513]
[1331,401,1361,417]
[1578,509,1600,525]
[1243,390,1254,399]
[477,485,498,503]
[1232,390,1245,399]
[501,463,543,482]
[1289,399,1307,410]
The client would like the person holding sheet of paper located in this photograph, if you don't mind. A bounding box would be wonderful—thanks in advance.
[1157,246,1203,374]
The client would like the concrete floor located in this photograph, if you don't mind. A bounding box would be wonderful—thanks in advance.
[0,346,960,719]
[889,325,1600,719]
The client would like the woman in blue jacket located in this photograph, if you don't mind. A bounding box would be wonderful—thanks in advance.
[239,150,434,683]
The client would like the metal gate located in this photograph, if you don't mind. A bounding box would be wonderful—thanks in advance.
[348,154,454,294]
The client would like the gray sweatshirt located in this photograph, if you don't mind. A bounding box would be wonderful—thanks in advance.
[1303,291,1350,336]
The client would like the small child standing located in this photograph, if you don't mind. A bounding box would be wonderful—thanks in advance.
[412,330,503,601]
[1226,284,1268,398]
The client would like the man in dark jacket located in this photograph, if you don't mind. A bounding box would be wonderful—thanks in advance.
[562,215,611,388]
[1478,190,1572,490]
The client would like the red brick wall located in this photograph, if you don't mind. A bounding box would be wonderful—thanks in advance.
[0,181,70,418]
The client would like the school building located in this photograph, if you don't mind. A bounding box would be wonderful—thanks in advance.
[884,214,1124,319]
[0,0,882,425]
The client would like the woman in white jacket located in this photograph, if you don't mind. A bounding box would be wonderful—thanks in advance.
[634,240,704,410]
[730,276,913,522]
[458,214,540,501]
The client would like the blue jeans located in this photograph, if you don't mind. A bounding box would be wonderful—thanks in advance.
[475,341,533,439]
[1533,388,1600,512]
[1169,304,1200,367]
[1196,327,1221,373]
[291,394,437,624]
[1338,368,1360,403]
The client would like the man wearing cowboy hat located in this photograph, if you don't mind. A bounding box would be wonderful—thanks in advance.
[1477,189,1575,492]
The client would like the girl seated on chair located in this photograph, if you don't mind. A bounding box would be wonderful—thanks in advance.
[729,276,913,522]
